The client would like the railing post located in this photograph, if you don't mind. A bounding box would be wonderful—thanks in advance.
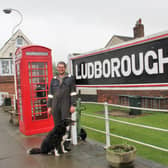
[71,111,78,145]
[13,95,16,111]
[71,98,83,145]
[76,98,81,136]
[104,102,111,148]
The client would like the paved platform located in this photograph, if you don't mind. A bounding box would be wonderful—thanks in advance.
[0,107,167,168]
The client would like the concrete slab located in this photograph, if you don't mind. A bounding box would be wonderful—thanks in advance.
[0,107,167,168]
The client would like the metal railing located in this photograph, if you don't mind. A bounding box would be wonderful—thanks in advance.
[77,101,168,152]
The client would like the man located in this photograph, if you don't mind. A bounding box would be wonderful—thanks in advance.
[47,61,77,126]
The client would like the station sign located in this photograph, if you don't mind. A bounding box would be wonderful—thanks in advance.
[71,33,168,87]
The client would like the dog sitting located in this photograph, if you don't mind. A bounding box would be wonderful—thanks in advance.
[79,128,87,141]
[27,119,74,156]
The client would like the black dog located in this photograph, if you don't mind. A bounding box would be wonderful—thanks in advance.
[27,119,74,156]
[79,128,87,141]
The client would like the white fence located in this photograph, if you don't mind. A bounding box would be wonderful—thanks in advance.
[79,101,168,152]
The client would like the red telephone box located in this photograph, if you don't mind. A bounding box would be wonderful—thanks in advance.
[15,45,54,135]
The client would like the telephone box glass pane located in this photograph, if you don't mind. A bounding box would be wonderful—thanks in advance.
[16,63,23,121]
[28,62,48,120]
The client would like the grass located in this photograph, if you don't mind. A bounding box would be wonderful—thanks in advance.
[80,103,168,166]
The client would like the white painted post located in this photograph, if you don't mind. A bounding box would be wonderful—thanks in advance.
[71,111,78,145]
[13,95,16,111]
[104,102,111,149]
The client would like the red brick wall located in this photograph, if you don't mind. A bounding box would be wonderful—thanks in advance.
[97,89,168,109]
[97,90,168,100]
[0,76,15,94]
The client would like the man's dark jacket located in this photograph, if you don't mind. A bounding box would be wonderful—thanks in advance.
[47,74,77,125]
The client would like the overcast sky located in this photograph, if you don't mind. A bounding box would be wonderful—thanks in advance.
[0,0,168,64]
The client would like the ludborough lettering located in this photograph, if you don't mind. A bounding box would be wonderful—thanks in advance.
[71,34,168,85]
[75,49,168,79]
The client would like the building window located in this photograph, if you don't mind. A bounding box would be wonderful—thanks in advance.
[0,59,13,76]
[16,37,23,47]
[2,60,9,74]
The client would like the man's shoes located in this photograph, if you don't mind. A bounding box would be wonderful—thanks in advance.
[64,141,71,151]
[65,146,71,151]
